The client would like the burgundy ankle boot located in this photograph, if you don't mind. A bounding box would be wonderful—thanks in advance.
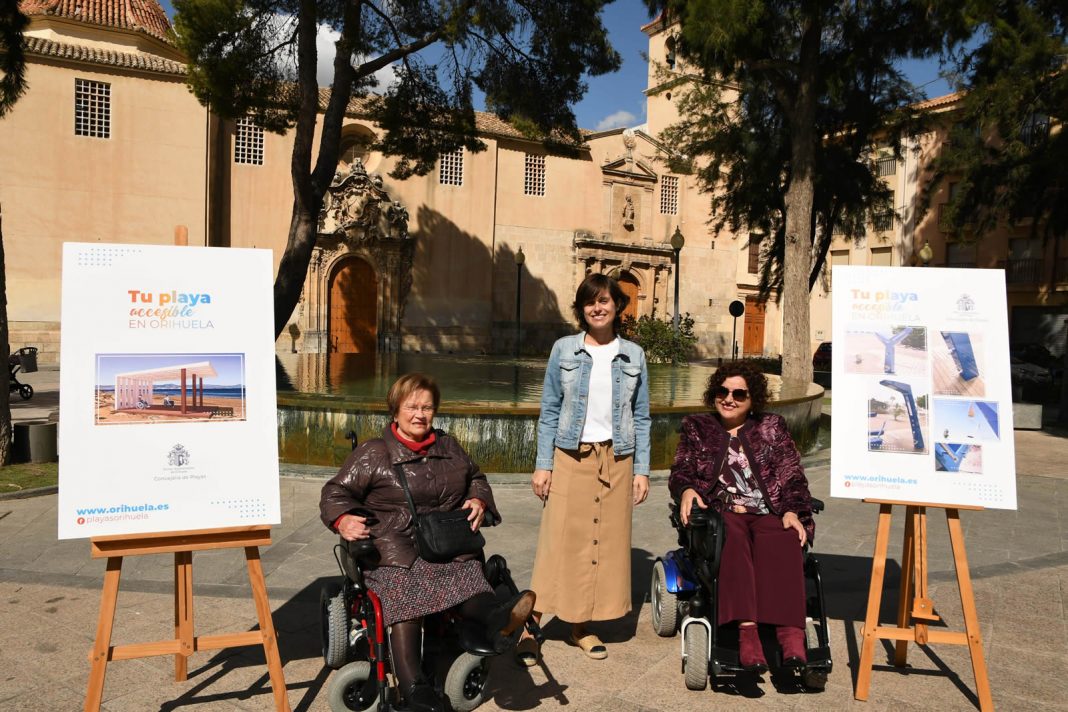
[776,625,807,667]
[738,624,768,672]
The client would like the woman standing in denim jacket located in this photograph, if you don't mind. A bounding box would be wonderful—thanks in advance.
[516,273,651,664]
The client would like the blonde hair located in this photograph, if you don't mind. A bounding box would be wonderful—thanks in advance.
[386,372,440,416]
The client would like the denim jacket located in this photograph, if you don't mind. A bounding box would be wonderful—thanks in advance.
[535,332,651,475]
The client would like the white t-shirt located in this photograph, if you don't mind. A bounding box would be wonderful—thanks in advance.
[580,337,619,443]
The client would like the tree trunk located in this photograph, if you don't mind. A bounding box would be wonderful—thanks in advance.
[779,12,820,387]
[0,203,12,466]
[272,0,360,339]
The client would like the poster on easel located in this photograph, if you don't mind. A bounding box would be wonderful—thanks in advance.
[829,266,1017,509]
[58,243,281,539]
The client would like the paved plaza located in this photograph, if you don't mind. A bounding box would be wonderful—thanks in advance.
[2,368,1067,710]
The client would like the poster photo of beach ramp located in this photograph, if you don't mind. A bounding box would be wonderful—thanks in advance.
[94,353,246,425]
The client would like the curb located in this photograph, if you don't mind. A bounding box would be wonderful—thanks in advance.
[0,485,59,501]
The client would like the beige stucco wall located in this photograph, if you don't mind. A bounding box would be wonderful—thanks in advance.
[0,54,209,362]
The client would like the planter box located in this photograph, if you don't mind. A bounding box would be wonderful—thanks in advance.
[1012,402,1043,430]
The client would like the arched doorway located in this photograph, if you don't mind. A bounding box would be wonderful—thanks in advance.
[329,257,377,353]
[618,271,640,321]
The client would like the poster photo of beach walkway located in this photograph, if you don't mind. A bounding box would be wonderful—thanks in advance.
[94,353,246,425]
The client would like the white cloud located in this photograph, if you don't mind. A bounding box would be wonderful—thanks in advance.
[595,110,638,131]
[316,24,397,92]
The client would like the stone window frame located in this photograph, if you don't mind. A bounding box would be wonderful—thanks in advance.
[660,175,679,215]
[234,116,265,166]
[439,147,464,186]
[524,154,546,196]
[74,78,111,139]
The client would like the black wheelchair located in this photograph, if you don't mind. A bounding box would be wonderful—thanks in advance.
[649,500,832,691]
[320,537,540,711]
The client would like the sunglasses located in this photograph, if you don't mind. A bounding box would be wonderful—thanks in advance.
[713,386,750,402]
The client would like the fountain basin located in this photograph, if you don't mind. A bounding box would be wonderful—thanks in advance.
[276,354,823,471]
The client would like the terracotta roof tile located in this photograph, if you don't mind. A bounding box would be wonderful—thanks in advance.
[20,0,173,44]
[912,90,964,111]
[23,35,186,75]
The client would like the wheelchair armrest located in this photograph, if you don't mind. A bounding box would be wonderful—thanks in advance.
[482,510,500,527]
[811,498,825,514]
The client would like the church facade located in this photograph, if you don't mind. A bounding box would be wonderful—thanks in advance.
[4,3,1062,366]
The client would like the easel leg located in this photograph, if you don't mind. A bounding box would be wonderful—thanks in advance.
[946,509,994,712]
[245,547,291,712]
[893,506,916,666]
[85,557,123,712]
[856,503,893,701]
[174,550,194,681]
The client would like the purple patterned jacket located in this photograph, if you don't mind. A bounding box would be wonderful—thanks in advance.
[668,412,816,543]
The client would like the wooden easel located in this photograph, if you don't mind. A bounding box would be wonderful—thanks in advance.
[84,526,291,712]
[855,499,993,711]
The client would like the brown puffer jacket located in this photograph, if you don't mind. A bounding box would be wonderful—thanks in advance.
[319,426,499,568]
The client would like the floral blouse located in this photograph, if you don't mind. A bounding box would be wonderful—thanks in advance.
[714,435,769,514]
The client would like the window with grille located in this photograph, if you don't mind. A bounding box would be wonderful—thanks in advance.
[524,154,545,196]
[660,175,679,215]
[74,79,111,138]
[439,148,464,186]
[876,155,897,176]
[234,117,264,165]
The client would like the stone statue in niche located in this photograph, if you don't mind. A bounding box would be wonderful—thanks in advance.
[622,194,635,230]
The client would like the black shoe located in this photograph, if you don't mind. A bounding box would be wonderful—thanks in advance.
[486,590,536,653]
[402,681,444,712]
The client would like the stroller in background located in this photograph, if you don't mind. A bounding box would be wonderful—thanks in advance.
[9,346,37,400]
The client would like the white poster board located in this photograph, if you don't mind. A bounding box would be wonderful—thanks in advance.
[57,243,281,539]
[830,266,1017,509]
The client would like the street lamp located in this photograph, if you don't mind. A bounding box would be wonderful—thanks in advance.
[918,240,933,266]
[514,247,525,358]
[670,226,685,335]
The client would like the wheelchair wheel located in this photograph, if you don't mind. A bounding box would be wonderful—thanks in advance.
[683,625,709,691]
[18,384,32,400]
[802,668,827,691]
[443,652,490,712]
[327,661,378,711]
[321,581,350,669]
[650,560,678,637]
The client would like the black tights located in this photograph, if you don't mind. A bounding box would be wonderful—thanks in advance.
[391,593,497,693]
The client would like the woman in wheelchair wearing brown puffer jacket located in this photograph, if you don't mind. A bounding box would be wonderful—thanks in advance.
[320,372,535,712]
[668,360,815,673]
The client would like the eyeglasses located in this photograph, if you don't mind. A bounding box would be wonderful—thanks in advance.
[713,386,750,402]
[401,405,435,415]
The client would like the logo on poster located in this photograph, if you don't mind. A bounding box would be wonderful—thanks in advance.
[957,294,976,312]
[168,444,191,467]
[127,290,215,330]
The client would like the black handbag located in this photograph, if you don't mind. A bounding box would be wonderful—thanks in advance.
[392,463,485,563]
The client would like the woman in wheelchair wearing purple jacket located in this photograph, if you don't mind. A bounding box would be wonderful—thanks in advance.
[320,373,535,712]
[668,361,815,672]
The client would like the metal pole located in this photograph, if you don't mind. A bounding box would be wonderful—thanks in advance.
[732,316,738,361]
[673,247,681,336]
[515,262,522,358]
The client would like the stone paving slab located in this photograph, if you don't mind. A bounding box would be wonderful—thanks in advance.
[2,456,1067,711]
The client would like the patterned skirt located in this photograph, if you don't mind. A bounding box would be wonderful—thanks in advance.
[364,558,492,626]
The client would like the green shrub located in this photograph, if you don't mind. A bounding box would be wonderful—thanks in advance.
[620,314,697,365]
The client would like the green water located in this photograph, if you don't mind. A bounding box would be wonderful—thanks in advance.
[276,353,816,408]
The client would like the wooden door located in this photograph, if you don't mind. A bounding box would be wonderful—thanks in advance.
[329,257,377,353]
[743,296,766,356]
[618,271,640,321]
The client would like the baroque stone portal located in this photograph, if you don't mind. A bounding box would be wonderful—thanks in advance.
[293,160,414,353]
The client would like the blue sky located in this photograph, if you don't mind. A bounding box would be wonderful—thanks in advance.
[158,1,953,132]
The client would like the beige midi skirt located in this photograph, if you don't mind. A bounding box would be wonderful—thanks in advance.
[529,442,634,623]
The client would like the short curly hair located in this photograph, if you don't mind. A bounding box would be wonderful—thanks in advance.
[703,360,769,414]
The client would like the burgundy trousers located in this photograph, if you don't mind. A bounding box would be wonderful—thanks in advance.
[717,512,805,627]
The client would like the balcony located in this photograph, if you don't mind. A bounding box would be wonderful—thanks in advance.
[998,258,1044,284]
[872,212,895,232]
[876,156,897,177]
